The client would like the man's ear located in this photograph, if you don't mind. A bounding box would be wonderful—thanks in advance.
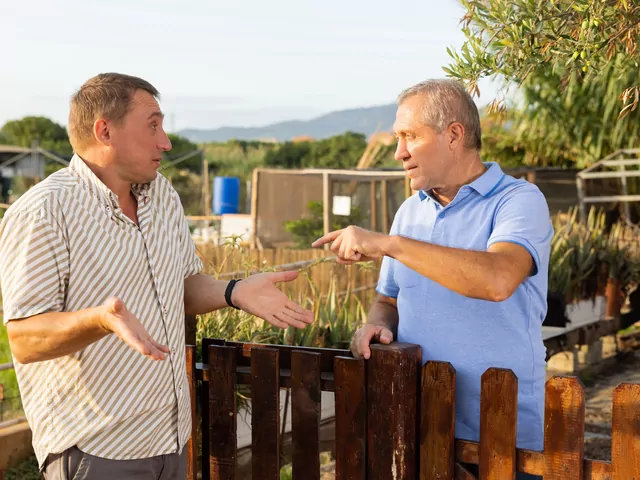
[447,122,465,150]
[93,119,112,147]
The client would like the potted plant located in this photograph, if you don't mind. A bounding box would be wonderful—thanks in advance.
[602,222,640,318]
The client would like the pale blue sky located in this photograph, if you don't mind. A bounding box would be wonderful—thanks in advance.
[1,0,499,131]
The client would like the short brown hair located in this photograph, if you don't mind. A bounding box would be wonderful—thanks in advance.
[397,79,482,151]
[68,73,160,151]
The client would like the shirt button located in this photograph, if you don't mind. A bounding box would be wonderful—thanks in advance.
[439,212,445,219]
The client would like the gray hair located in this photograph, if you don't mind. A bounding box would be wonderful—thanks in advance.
[397,79,482,150]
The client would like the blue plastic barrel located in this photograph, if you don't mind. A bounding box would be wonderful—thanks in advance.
[212,176,240,215]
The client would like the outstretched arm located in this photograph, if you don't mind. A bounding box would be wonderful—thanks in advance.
[384,236,533,302]
[183,270,314,329]
[313,226,532,302]
[313,186,552,302]
[7,298,170,364]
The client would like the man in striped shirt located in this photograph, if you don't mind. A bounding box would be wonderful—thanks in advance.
[0,73,314,480]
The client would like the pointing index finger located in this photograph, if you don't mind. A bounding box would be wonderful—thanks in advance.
[311,229,343,248]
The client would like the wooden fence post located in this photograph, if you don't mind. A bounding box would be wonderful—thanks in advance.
[420,361,456,479]
[292,351,322,480]
[543,376,585,480]
[186,345,197,480]
[335,356,367,480]
[611,383,640,479]
[208,345,237,480]
[185,314,197,346]
[201,338,225,480]
[251,347,281,480]
[367,343,422,480]
[479,368,518,480]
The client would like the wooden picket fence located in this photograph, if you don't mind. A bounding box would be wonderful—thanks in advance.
[186,340,640,480]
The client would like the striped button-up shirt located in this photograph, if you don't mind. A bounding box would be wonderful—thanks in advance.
[0,154,203,469]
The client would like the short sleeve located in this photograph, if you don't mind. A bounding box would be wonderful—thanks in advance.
[487,185,554,276]
[376,211,402,298]
[0,211,69,323]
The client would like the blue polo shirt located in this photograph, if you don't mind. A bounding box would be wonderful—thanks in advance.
[377,162,553,451]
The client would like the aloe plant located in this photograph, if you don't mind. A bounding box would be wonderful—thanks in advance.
[549,206,609,302]
[195,238,370,356]
[602,221,640,294]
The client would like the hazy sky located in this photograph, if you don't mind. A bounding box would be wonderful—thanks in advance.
[1,0,500,131]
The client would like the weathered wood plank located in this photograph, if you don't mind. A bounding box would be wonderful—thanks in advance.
[479,368,517,480]
[198,364,337,391]
[208,345,237,480]
[367,343,421,480]
[611,383,640,479]
[201,338,223,480]
[544,376,585,480]
[456,440,479,465]
[251,347,280,480]
[334,356,367,480]
[455,463,477,480]
[454,439,612,479]
[186,345,197,480]
[226,341,350,373]
[516,449,544,477]
[185,314,198,346]
[420,361,456,479]
[292,351,321,480]
[584,460,612,479]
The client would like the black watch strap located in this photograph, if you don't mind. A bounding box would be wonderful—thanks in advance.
[225,279,241,310]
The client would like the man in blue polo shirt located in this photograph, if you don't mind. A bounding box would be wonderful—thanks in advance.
[312,79,551,478]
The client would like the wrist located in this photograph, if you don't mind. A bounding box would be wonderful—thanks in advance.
[225,279,242,310]
[99,296,125,334]
[97,304,114,334]
[381,234,400,258]
[366,319,393,331]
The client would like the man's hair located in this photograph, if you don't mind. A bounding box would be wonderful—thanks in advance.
[397,79,482,150]
[68,73,160,151]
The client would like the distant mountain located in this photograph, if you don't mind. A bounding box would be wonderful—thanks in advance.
[178,103,397,143]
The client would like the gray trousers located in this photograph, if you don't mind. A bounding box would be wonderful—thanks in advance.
[43,446,187,480]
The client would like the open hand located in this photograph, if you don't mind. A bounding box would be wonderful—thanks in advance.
[101,297,170,361]
[232,271,314,329]
[350,324,393,359]
[311,225,388,264]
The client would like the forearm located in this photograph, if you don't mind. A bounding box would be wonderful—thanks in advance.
[382,235,512,301]
[6,307,108,364]
[183,274,229,316]
[366,296,399,337]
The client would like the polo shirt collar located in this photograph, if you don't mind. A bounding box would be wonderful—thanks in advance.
[69,154,152,210]
[418,161,505,201]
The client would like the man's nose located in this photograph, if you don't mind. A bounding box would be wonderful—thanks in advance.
[159,131,172,152]
[395,140,409,162]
